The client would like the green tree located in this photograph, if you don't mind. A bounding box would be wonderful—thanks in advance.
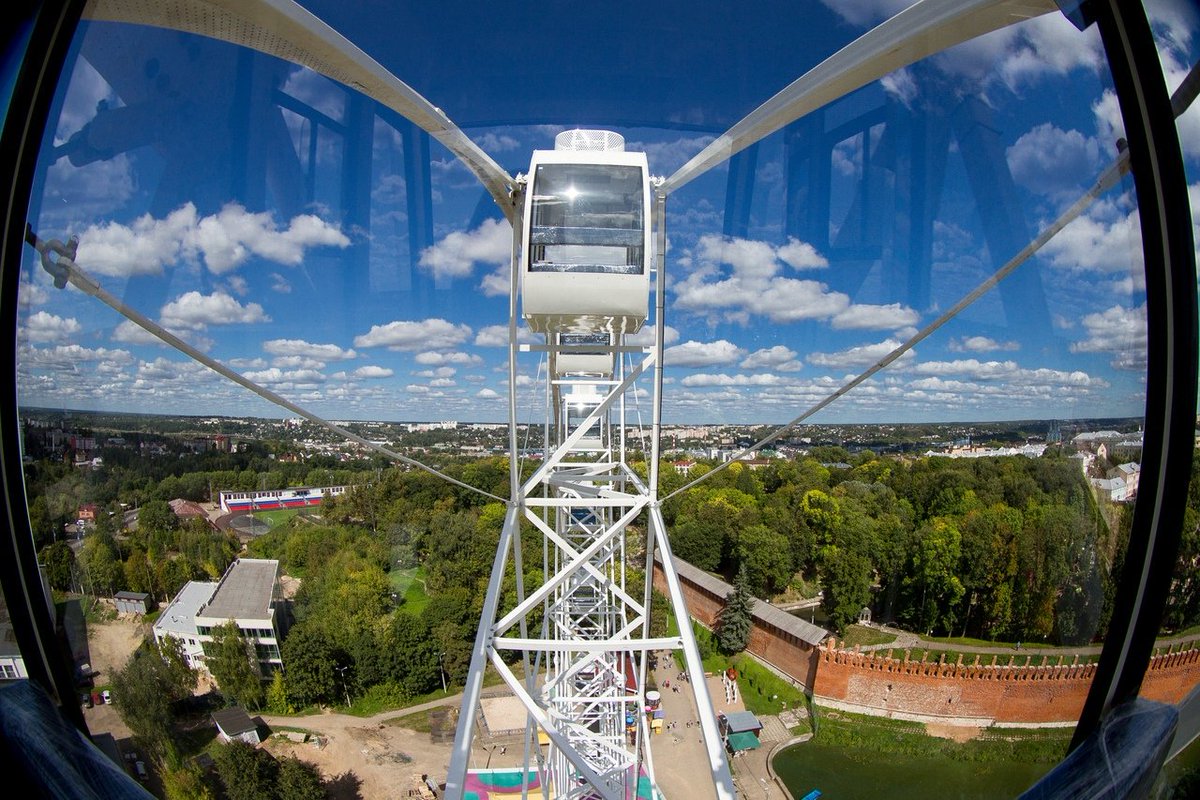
[212,741,278,800]
[160,764,216,800]
[266,670,293,714]
[907,518,965,634]
[206,621,264,709]
[714,565,754,654]
[276,756,325,800]
[819,545,872,632]
[734,524,793,596]
[39,541,75,590]
[280,624,336,706]
[109,639,197,761]
[138,499,178,535]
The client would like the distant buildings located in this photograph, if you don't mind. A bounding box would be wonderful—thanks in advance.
[153,558,285,675]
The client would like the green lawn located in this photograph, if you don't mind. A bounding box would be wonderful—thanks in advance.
[840,624,898,648]
[249,507,303,530]
[390,566,431,614]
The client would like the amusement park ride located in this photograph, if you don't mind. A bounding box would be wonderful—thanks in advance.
[19,1,1191,799]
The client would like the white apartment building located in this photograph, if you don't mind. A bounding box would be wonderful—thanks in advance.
[153,558,284,675]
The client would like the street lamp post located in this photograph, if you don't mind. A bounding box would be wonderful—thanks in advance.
[437,651,447,693]
[335,664,351,707]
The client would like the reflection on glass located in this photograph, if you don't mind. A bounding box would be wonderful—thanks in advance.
[8,1,1199,798]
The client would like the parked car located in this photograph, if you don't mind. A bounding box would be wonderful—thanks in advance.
[101,690,112,704]
[90,692,101,706]
[134,762,148,782]
[80,693,92,709]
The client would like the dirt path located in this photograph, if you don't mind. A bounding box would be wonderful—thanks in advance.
[86,616,147,687]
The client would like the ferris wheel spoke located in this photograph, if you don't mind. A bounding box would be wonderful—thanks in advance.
[661,0,1057,195]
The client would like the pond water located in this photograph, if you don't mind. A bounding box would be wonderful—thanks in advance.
[772,742,1053,799]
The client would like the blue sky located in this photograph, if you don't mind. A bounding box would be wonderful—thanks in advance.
[15,1,1200,425]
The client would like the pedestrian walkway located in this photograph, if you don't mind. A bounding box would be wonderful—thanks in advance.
[757,715,789,743]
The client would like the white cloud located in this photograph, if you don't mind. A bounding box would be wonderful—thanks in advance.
[664,339,746,368]
[242,367,326,384]
[914,358,1108,387]
[1006,123,1100,196]
[680,372,792,387]
[1041,200,1142,277]
[831,303,919,330]
[880,67,918,107]
[948,336,1019,353]
[808,339,913,370]
[272,356,326,370]
[75,202,349,277]
[19,276,49,308]
[270,273,292,294]
[475,132,521,152]
[159,291,270,331]
[426,365,469,381]
[21,311,80,343]
[414,351,482,366]
[354,318,471,351]
[263,339,357,360]
[474,325,538,347]
[19,343,133,368]
[625,325,680,346]
[476,388,501,399]
[479,265,510,297]
[226,275,249,296]
[418,218,511,280]
[676,234,915,326]
[740,346,803,372]
[350,365,394,379]
[1069,303,1147,370]
[111,320,213,350]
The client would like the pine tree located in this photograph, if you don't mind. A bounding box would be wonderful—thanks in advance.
[715,564,754,654]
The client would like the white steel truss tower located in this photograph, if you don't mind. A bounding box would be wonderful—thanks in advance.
[445,194,736,800]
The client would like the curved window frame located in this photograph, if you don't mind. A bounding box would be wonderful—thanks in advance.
[0,0,1193,781]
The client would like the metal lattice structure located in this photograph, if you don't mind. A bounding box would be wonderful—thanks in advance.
[443,187,736,800]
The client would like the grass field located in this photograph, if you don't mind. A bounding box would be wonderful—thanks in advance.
[249,507,304,530]
[390,566,431,614]
[840,624,897,648]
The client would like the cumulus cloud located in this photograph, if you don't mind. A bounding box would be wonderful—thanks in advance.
[808,339,913,370]
[75,202,349,277]
[476,388,501,399]
[1006,123,1100,196]
[263,339,357,361]
[664,339,746,368]
[111,319,213,351]
[19,276,49,308]
[948,336,1019,353]
[1040,200,1142,278]
[346,365,394,379]
[418,218,511,280]
[354,318,471,351]
[675,234,914,326]
[914,358,1107,387]
[21,311,81,343]
[270,273,292,293]
[414,351,482,366]
[740,345,804,372]
[158,291,270,331]
[242,367,326,384]
[625,325,680,346]
[681,372,793,387]
[474,325,538,347]
[831,303,920,330]
[1069,303,1147,370]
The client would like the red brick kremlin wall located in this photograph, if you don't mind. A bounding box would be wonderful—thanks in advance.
[813,640,1200,723]
[656,559,1200,723]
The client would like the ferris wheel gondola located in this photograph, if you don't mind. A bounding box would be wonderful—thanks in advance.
[521,131,651,336]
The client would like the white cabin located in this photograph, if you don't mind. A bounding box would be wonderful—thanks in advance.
[554,332,615,377]
[522,131,651,335]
